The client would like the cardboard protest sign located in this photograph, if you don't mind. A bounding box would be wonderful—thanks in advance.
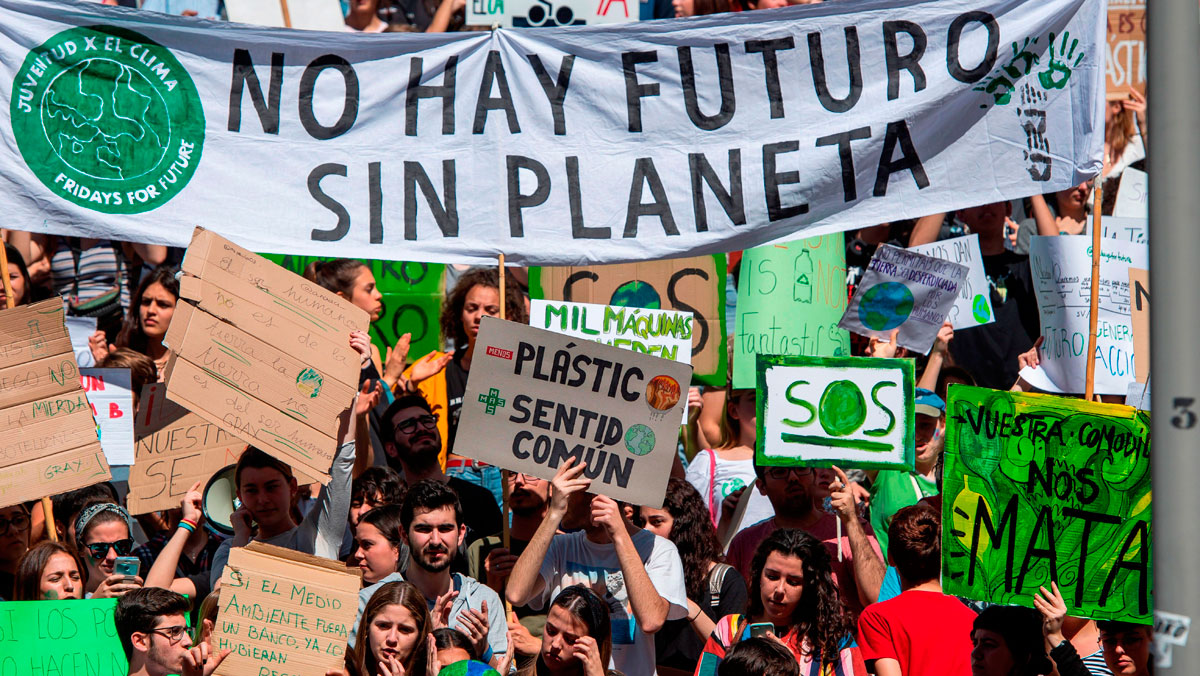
[733,236,849,390]
[1106,0,1145,97]
[1113,168,1148,218]
[839,244,969,354]
[0,298,109,509]
[127,382,248,515]
[942,387,1151,622]
[80,368,134,466]
[166,228,367,483]
[468,0,637,28]
[213,542,361,676]
[532,255,726,386]
[457,316,692,507]
[263,254,446,365]
[756,355,914,470]
[0,598,126,674]
[909,234,996,330]
[224,0,347,30]
[1128,267,1149,384]
[1020,236,1148,394]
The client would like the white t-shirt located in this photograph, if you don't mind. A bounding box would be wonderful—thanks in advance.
[685,449,775,537]
[534,530,688,676]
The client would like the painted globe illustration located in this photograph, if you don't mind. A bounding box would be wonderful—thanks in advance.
[972,294,991,323]
[438,661,501,676]
[42,58,169,181]
[624,424,656,456]
[858,282,914,331]
[610,281,661,309]
[819,380,867,437]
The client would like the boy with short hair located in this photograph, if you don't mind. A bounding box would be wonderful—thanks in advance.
[117,587,228,676]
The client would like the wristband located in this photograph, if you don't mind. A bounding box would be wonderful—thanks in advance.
[480,645,494,663]
[178,519,197,534]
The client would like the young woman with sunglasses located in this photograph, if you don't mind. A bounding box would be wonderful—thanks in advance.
[13,541,85,601]
[75,503,143,599]
[0,504,32,600]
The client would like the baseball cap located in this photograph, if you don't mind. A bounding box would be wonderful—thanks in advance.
[915,388,945,418]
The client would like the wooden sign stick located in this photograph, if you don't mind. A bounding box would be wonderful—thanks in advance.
[1085,181,1104,400]
[279,0,293,28]
[0,244,58,542]
[498,253,513,615]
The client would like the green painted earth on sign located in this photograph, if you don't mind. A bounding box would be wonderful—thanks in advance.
[624,424,655,456]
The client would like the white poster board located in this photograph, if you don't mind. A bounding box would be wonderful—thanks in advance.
[1113,168,1147,218]
[1020,236,1148,394]
[224,0,347,30]
[80,368,135,465]
[908,234,996,329]
[1094,215,1147,245]
[468,0,638,28]
[65,316,97,368]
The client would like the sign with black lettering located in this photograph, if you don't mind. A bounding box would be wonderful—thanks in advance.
[0,0,1107,266]
[457,316,692,507]
[0,598,126,674]
[942,387,1151,622]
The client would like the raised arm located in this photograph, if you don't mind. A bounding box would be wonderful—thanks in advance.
[831,467,886,606]
[144,482,204,596]
[592,495,670,633]
[917,322,954,392]
[909,213,946,247]
[506,459,590,607]
[1028,194,1061,236]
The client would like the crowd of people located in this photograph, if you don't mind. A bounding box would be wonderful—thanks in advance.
[0,1,1153,676]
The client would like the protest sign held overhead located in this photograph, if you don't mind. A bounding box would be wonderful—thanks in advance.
[0,298,109,509]
[468,0,638,28]
[224,0,348,31]
[839,244,969,354]
[79,367,134,466]
[1095,215,1147,245]
[530,299,692,363]
[942,387,1151,622]
[756,354,914,471]
[165,228,367,483]
[1105,0,1145,97]
[0,598,126,674]
[127,382,248,515]
[457,316,691,507]
[1128,267,1149,384]
[1020,236,1148,394]
[213,541,361,676]
[533,256,726,385]
[0,0,1104,265]
[909,234,995,330]
[1113,167,1148,218]
[733,236,849,389]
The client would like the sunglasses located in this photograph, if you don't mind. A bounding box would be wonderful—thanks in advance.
[0,513,30,534]
[394,414,437,435]
[84,539,135,561]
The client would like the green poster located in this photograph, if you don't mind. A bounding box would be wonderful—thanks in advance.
[733,235,850,389]
[942,387,1152,622]
[261,255,446,361]
[0,598,127,674]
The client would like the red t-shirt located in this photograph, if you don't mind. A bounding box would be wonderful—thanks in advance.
[727,513,882,617]
[856,590,976,675]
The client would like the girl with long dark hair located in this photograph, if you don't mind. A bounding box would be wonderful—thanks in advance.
[90,265,178,379]
[351,581,431,676]
[695,529,864,675]
[517,586,616,676]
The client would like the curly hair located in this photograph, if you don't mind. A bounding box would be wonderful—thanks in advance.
[746,528,854,668]
[659,478,725,601]
[115,265,178,354]
[440,267,527,349]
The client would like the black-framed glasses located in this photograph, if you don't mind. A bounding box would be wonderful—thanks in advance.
[765,466,815,480]
[394,414,437,435]
[149,625,189,645]
[84,538,135,561]
[0,513,30,534]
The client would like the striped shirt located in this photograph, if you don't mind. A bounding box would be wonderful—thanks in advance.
[50,238,130,309]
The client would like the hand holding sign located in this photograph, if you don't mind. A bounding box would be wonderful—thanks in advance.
[548,457,591,517]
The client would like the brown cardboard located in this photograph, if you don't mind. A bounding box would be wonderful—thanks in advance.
[165,355,338,483]
[0,298,108,508]
[1129,267,1149,383]
[178,274,359,386]
[456,316,693,508]
[181,227,369,335]
[127,383,248,515]
[213,541,361,676]
[1106,1,1145,97]
[537,255,724,383]
[166,303,356,438]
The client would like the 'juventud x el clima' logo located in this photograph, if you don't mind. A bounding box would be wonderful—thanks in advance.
[11,25,204,214]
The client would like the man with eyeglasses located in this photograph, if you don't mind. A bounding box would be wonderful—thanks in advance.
[381,393,502,553]
[726,455,885,616]
[116,587,229,676]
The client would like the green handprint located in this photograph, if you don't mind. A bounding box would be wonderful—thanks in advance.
[1038,31,1084,90]
[1002,37,1040,79]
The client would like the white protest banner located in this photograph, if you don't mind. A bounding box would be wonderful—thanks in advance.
[468,0,637,29]
[1094,215,1147,245]
[1113,167,1148,218]
[0,298,109,508]
[757,354,913,470]
[908,234,994,330]
[0,0,1104,265]
[65,316,97,367]
[839,244,969,354]
[1019,236,1147,394]
[80,367,134,465]
[530,299,692,362]
[457,316,691,507]
[1125,380,1149,410]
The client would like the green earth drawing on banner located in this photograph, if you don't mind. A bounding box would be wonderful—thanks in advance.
[610,282,661,309]
[972,294,991,323]
[858,282,914,331]
[10,26,205,214]
[624,424,655,456]
[818,380,868,437]
[296,368,323,398]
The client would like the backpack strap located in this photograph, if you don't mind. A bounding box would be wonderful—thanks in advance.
[705,449,719,528]
[708,563,733,611]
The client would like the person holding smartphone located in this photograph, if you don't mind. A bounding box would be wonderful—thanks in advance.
[76,503,144,599]
[695,529,866,675]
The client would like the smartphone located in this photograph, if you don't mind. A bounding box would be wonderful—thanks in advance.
[113,556,140,579]
[748,622,773,638]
